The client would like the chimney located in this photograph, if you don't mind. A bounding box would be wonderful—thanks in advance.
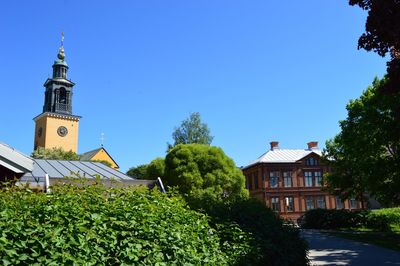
[270,141,279,150]
[307,141,318,150]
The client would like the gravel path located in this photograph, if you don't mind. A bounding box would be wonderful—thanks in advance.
[302,229,400,266]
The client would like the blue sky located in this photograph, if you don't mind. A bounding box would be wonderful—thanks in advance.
[0,1,387,172]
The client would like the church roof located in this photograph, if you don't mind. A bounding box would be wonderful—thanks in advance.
[80,147,119,169]
[80,148,103,161]
[0,142,34,173]
[243,148,321,169]
[21,159,132,183]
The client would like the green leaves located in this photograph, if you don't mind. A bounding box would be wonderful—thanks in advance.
[164,144,249,206]
[323,77,400,206]
[0,182,226,265]
[170,112,214,148]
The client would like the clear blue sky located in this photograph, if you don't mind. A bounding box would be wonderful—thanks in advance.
[0,1,387,172]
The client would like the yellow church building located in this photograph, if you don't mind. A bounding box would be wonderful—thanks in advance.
[33,36,118,169]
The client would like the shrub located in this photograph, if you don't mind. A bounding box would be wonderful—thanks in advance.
[301,208,400,232]
[365,208,400,231]
[0,180,226,265]
[301,209,364,229]
[203,199,309,266]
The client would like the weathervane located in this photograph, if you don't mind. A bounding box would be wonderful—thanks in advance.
[100,132,105,147]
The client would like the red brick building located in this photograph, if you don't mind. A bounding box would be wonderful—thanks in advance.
[242,141,360,221]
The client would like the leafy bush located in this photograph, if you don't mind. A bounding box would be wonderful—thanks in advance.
[301,209,363,230]
[203,199,309,266]
[0,180,226,265]
[365,208,400,231]
[164,144,249,205]
[301,208,400,232]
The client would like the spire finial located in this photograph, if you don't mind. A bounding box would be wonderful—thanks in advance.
[61,31,64,47]
[57,32,65,61]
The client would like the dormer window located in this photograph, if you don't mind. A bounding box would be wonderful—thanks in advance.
[306,157,318,166]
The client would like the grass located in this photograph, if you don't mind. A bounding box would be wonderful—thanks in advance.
[329,230,400,252]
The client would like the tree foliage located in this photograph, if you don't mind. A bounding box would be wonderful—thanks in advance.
[126,158,165,180]
[163,144,248,205]
[146,157,165,179]
[126,164,148,179]
[32,147,79,160]
[323,77,400,206]
[350,0,400,97]
[170,112,213,148]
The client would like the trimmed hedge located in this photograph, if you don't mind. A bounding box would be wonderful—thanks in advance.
[300,208,400,231]
[0,181,226,265]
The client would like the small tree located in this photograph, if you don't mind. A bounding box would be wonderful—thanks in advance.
[32,147,79,160]
[169,112,213,149]
[163,144,248,206]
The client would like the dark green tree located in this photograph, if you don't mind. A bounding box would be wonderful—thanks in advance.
[169,112,213,149]
[32,147,79,160]
[146,157,165,179]
[323,77,400,206]
[349,1,400,102]
[126,164,148,179]
[163,144,248,206]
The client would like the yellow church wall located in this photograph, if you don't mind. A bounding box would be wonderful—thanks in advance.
[34,114,80,153]
[91,149,119,169]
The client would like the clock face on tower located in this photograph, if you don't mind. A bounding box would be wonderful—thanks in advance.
[57,126,68,137]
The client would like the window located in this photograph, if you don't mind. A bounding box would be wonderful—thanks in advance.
[306,197,315,210]
[306,157,319,166]
[253,173,259,189]
[285,196,294,212]
[269,172,279,188]
[247,175,253,190]
[317,196,326,209]
[350,198,358,209]
[304,172,313,187]
[271,197,280,211]
[59,87,67,104]
[315,171,322,186]
[283,171,292,187]
[335,196,344,209]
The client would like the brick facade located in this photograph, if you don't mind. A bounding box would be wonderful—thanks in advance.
[242,142,360,221]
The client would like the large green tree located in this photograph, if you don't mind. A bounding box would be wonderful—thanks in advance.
[169,112,213,149]
[323,77,400,206]
[163,144,248,206]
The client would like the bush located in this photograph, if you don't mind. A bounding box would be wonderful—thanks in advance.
[301,209,363,230]
[301,208,400,232]
[203,199,309,266]
[0,180,226,265]
[365,208,400,231]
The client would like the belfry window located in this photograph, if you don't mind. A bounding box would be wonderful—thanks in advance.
[59,88,67,104]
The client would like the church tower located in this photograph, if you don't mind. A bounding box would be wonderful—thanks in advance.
[33,34,81,153]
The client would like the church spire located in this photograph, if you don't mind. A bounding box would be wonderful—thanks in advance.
[57,32,65,61]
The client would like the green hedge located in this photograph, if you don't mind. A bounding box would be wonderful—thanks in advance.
[0,181,226,265]
[202,199,309,266]
[301,208,400,231]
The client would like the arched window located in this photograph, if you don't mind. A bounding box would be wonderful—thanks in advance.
[59,87,67,104]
